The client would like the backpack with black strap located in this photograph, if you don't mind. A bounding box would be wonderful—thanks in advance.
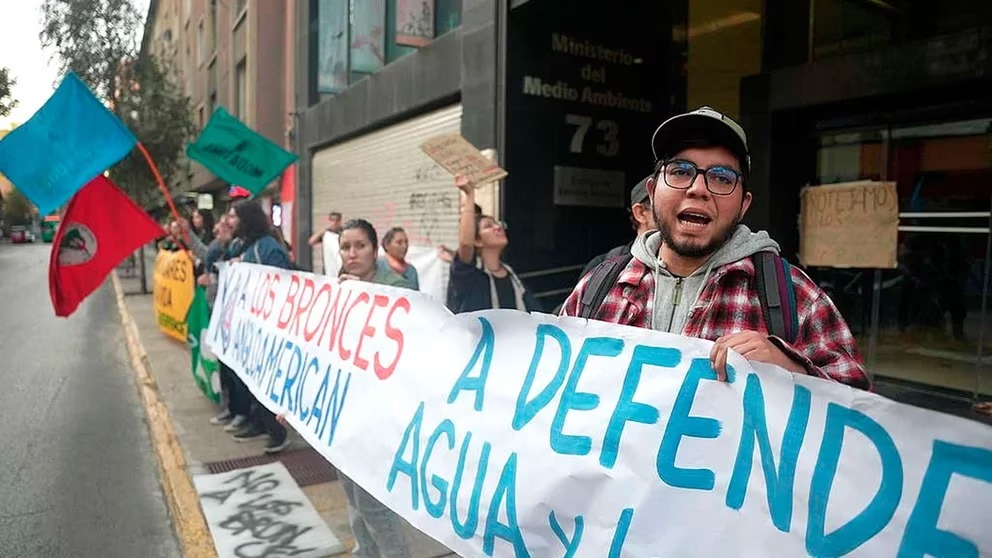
[575,251,799,343]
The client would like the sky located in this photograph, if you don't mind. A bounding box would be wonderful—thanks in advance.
[0,0,150,129]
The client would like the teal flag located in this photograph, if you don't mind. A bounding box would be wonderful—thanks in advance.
[186,108,297,195]
[188,287,221,403]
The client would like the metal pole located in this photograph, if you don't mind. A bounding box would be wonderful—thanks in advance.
[868,125,891,374]
[974,192,992,403]
[139,243,149,295]
[868,269,881,373]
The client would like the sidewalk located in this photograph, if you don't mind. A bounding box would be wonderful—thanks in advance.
[113,264,456,557]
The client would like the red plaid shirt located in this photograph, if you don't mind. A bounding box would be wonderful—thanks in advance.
[560,256,871,389]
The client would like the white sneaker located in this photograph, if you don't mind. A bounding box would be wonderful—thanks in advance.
[222,415,248,432]
[209,409,233,425]
[264,436,290,454]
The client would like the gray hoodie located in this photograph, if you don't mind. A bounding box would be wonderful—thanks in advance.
[629,225,780,333]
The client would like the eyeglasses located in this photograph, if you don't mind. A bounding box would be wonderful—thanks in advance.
[658,159,742,196]
[479,218,508,232]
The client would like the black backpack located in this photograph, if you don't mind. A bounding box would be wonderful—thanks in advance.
[575,251,799,343]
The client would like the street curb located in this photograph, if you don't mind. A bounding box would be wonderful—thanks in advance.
[111,271,217,558]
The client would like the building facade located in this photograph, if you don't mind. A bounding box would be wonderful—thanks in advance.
[294,0,677,288]
[738,0,992,415]
[144,0,297,223]
[294,0,992,416]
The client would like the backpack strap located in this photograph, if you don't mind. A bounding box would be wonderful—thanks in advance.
[752,252,798,343]
[577,253,634,319]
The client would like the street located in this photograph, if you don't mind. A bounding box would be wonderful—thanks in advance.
[0,243,180,557]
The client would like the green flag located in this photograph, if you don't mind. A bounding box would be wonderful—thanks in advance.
[188,286,221,403]
[186,107,297,195]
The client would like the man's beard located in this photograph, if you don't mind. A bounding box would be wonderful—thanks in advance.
[654,208,740,259]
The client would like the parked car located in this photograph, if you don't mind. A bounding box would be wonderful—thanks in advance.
[10,226,34,244]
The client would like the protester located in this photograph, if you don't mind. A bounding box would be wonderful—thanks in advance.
[159,220,186,252]
[271,220,416,556]
[378,226,419,290]
[437,201,482,264]
[180,210,216,278]
[447,177,540,313]
[272,225,293,255]
[340,219,413,288]
[335,218,413,557]
[579,176,657,277]
[195,216,250,429]
[307,210,343,247]
[559,106,870,389]
[225,200,293,453]
[192,208,215,245]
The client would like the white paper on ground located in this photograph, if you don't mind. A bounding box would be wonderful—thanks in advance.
[193,461,345,558]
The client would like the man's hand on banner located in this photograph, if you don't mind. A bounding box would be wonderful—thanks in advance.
[709,330,805,381]
[196,274,212,287]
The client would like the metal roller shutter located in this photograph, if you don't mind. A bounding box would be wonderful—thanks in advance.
[311,104,464,273]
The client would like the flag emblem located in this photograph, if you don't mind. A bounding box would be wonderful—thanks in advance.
[57,223,98,266]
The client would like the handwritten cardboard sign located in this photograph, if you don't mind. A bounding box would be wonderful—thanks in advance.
[194,462,344,558]
[420,134,508,186]
[153,249,195,342]
[207,263,992,557]
[800,181,899,268]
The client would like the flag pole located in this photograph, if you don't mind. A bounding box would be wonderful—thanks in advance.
[135,141,196,292]
[136,141,186,228]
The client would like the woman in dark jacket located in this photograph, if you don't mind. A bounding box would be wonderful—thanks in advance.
[277,219,414,558]
[447,176,540,314]
[223,200,291,454]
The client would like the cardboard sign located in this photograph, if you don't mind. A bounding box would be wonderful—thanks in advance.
[194,462,345,558]
[800,181,899,268]
[153,249,195,342]
[207,263,992,558]
[420,134,508,186]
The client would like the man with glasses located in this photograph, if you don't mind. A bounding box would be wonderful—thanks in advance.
[559,106,870,389]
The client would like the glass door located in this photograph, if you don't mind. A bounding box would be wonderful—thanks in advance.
[813,119,992,406]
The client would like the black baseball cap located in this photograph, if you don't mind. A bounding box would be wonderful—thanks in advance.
[651,106,750,176]
[630,176,650,206]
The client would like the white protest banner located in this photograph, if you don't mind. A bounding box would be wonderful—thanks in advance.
[395,244,448,302]
[320,230,341,277]
[207,263,992,558]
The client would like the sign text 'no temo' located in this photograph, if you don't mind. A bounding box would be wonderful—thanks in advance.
[800,181,899,269]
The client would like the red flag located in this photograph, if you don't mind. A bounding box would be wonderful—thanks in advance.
[49,175,165,317]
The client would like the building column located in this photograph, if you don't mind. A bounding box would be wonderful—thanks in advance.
[460,0,502,153]
[294,0,317,270]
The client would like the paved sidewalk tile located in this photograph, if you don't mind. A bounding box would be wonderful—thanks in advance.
[119,274,456,558]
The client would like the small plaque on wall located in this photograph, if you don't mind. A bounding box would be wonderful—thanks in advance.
[553,166,625,208]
